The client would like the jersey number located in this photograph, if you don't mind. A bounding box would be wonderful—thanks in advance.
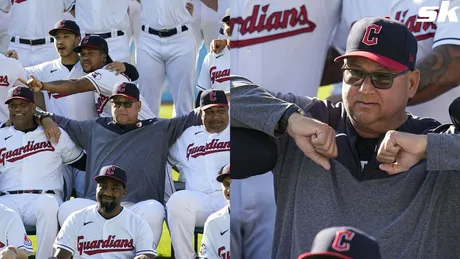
[0,76,10,87]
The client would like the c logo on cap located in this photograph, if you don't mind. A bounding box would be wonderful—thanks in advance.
[82,36,89,44]
[209,91,217,102]
[362,24,382,46]
[332,230,355,252]
[13,87,21,96]
[107,166,117,175]
[118,83,126,93]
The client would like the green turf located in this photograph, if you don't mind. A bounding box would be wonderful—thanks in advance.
[27,87,333,258]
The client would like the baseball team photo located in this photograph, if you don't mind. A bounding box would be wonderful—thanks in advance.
[1,0,460,259]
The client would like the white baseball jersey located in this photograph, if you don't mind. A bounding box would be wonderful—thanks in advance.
[199,205,230,259]
[140,0,192,29]
[0,126,84,192]
[84,67,155,119]
[75,0,129,33]
[0,54,27,122]
[0,0,74,39]
[0,204,33,254]
[231,0,341,96]
[390,0,460,123]
[54,204,155,258]
[168,124,230,193]
[25,59,98,121]
[197,47,230,92]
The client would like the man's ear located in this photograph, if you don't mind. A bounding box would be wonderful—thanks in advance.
[407,69,420,99]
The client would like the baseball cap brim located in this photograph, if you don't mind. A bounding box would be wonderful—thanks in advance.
[5,97,33,104]
[109,94,138,101]
[334,51,408,72]
[216,173,230,182]
[201,103,228,110]
[297,252,352,259]
[94,175,126,187]
[49,28,78,36]
[73,46,113,63]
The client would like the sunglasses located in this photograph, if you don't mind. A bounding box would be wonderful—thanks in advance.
[112,101,135,108]
[341,66,411,89]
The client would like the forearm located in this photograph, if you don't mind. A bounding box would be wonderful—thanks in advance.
[43,79,89,94]
[200,0,218,11]
[231,76,301,137]
[426,133,460,170]
[409,44,460,105]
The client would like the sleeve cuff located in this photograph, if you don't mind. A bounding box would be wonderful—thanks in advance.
[426,133,460,171]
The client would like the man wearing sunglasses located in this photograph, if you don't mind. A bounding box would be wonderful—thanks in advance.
[230,16,460,259]
[33,81,202,253]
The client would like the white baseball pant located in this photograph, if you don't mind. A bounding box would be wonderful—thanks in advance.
[137,26,196,117]
[231,172,276,259]
[0,193,63,259]
[8,41,58,67]
[190,0,220,54]
[166,190,227,259]
[57,198,165,247]
[0,11,9,52]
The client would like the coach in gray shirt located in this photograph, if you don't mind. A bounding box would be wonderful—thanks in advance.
[231,17,460,259]
[35,82,201,248]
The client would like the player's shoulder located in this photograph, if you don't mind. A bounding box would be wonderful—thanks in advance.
[181,125,205,136]
[97,66,131,81]
[69,204,97,219]
[205,205,229,225]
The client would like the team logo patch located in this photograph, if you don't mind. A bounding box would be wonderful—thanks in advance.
[24,234,32,246]
[91,72,102,80]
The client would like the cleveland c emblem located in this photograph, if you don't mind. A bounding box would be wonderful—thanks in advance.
[331,230,355,252]
[118,83,126,93]
[106,166,117,175]
[82,36,89,44]
[13,87,21,95]
[362,24,382,46]
[209,91,217,101]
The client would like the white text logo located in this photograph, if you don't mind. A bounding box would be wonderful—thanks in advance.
[417,1,459,22]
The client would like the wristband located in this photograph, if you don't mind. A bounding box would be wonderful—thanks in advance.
[7,245,17,255]
[279,105,304,132]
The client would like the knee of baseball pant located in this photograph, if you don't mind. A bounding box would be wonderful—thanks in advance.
[35,195,60,218]
[131,200,165,226]
[166,190,195,218]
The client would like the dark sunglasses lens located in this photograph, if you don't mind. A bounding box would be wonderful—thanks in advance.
[113,101,133,108]
[371,74,393,89]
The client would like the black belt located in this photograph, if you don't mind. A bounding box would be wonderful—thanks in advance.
[142,25,188,38]
[86,30,124,39]
[0,190,56,196]
[11,37,54,46]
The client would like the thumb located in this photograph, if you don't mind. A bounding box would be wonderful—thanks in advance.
[45,131,51,141]
[17,77,27,85]
[379,163,404,175]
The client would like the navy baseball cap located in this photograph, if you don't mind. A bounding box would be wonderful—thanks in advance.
[200,89,228,110]
[334,17,417,72]
[94,165,127,187]
[49,20,81,37]
[216,165,230,182]
[74,35,113,63]
[109,82,140,101]
[297,227,381,259]
[5,86,34,104]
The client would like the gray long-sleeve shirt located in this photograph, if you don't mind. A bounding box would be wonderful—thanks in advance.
[53,111,201,204]
[231,77,460,259]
